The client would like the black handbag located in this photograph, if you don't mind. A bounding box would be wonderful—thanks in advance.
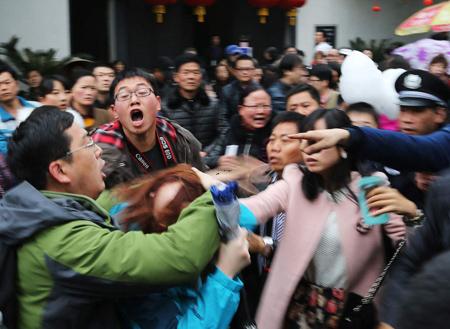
[340,292,377,329]
[339,239,406,329]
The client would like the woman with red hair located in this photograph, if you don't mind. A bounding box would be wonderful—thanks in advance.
[111,164,250,329]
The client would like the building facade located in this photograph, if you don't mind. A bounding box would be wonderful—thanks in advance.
[0,0,438,67]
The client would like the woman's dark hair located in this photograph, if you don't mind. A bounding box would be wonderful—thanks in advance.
[7,106,74,190]
[286,83,320,105]
[36,75,70,99]
[69,68,95,90]
[238,82,265,105]
[301,109,353,201]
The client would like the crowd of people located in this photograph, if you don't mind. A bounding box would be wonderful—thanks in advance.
[0,32,449,329]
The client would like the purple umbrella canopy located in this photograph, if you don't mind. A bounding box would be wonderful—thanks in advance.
[392,38,450,74]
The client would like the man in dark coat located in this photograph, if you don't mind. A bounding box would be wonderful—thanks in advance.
[161,54,228,169]
[220,55,258,121]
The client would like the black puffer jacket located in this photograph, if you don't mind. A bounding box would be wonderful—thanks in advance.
[380,169,450,327]
[220,80,259,121]
[161,88,228,153]
[205,113,274,168]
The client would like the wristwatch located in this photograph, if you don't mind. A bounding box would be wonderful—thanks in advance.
[262,237,274,257]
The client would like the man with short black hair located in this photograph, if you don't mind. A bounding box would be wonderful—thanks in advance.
[221,54,258,120]
[161,53,228,169]
[0,64,39,154]
[0,106,219,329]
[24,68,43,101]
[93,63,115,109]
[267,54,305,112]
[285,83,320,116]
[346,102,379,129]
[93,68,204,189]
[309,64,340,109]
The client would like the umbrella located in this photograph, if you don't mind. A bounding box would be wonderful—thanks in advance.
[392,38,450,74]
[395,1,450,36]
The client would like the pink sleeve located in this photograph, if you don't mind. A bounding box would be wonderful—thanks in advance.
[240,179,289,225]
[384,213,407,244]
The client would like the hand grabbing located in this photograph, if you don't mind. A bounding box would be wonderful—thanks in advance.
[216,228,251,278]
[366,186,417,218]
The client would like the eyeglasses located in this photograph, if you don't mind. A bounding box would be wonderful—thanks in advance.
[115,87,154,102]
[64,137,97,158]
[243,104,271,110]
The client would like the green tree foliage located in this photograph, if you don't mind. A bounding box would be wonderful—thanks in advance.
[0,36,63,78]
[349,37,400,64]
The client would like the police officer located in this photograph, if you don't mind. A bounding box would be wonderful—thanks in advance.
[396,69,448,136]
[387,69,449,211]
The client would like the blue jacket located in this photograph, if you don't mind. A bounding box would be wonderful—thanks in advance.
[347,125,450,172]
[266,81,292,113]
[0,96,38,154]
[111,193,247,329]
[123,268,242,329]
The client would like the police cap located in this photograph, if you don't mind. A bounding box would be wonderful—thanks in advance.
[395,69,449,108]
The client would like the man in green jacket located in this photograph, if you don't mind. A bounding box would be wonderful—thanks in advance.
[0,106,219,329]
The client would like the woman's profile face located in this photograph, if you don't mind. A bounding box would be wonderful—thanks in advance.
[302,118,341,176]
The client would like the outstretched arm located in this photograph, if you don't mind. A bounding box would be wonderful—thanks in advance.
[291,125,450,172]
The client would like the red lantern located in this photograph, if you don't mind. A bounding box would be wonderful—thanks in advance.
[278,0,306,26]
[423,0,433,5]
[184,0,215,22]
[371,5,381,12]
[145,0,177,23]
[248,0,281,24]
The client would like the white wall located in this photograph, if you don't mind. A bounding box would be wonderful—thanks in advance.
[0,0,70,59]
[296,0,429,62]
